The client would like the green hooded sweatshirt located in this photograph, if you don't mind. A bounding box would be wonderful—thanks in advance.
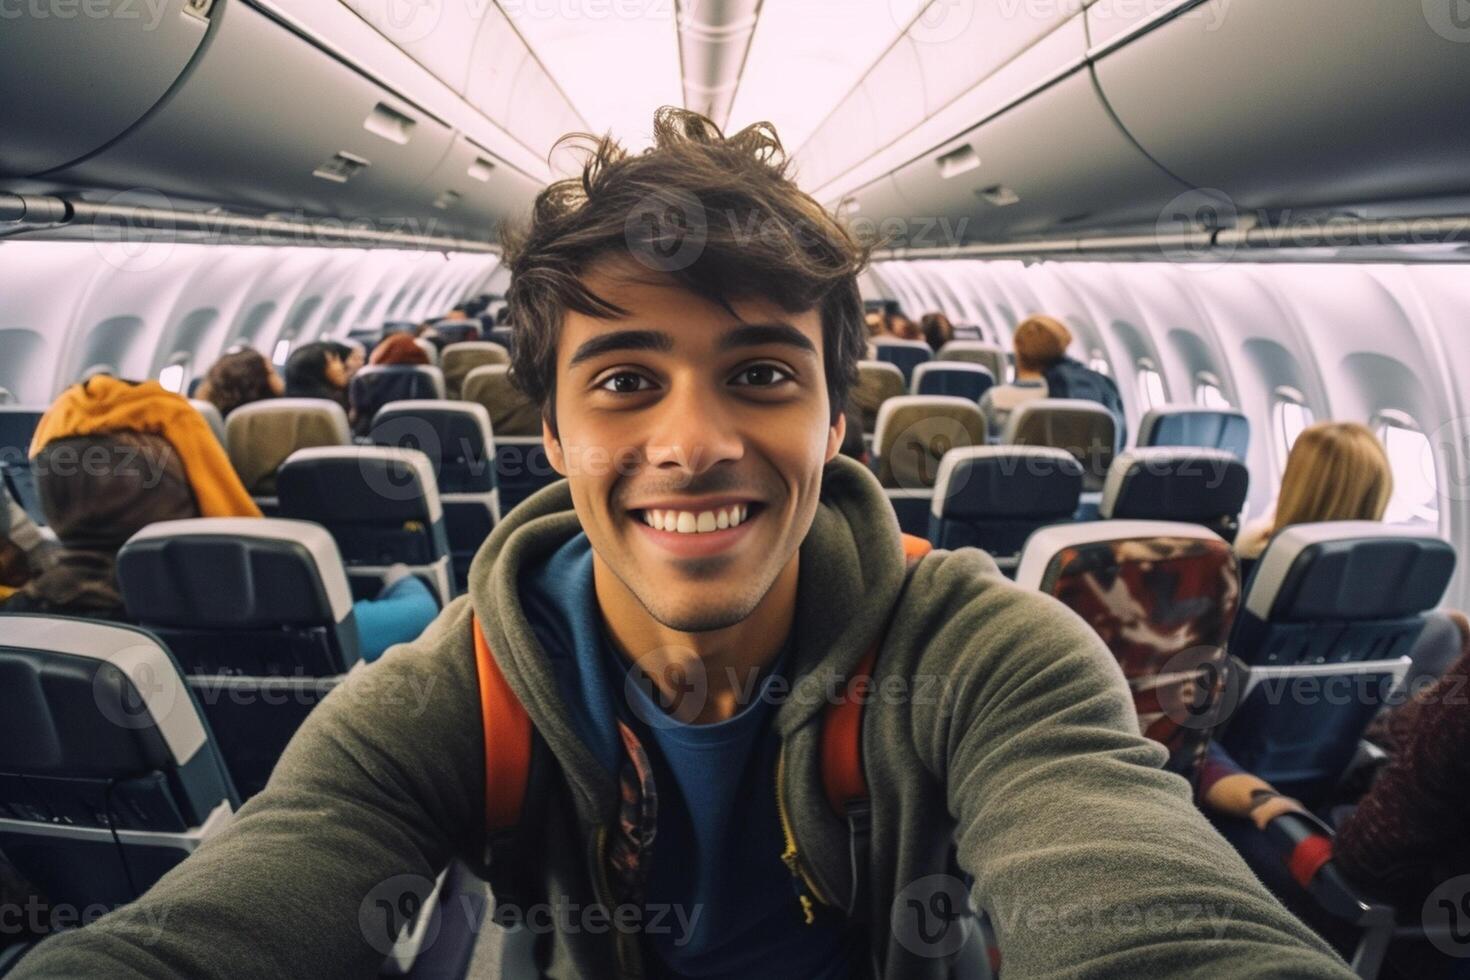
[10,456,1355,979]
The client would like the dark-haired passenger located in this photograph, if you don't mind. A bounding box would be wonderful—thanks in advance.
[13,108,1355,980]
[920,311,954,352]
[349,334,433,436]
[196,348,283,417]
[284,341,349,408]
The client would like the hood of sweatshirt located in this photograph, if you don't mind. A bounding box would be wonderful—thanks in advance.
[466,453,910,823]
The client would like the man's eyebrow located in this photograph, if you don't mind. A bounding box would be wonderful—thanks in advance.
[567,330,675,368]
[717,323,818,355]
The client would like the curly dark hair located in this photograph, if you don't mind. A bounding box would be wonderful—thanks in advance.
[503,106,870,433]
[198,348,277,417]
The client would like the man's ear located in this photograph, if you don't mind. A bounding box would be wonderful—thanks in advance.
[825,409,846,463]
[543,416,567,476]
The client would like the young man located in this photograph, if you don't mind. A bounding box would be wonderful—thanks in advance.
[12,109,1354,979]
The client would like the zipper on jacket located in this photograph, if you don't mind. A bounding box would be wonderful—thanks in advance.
[774,746,830,922]
[589,823,642,978]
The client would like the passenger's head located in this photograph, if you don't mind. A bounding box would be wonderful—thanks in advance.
[199,349,282,416]
[1012,315,1072,374]
[369,333,431,367]
[284,342,348,397]
[1272,421,1393,534]
[920,312,954,351]
[36,431,198,553]
[331,340,366,378]
[884,313,921,342]
[503,107,868,632]
[864,311,884,337]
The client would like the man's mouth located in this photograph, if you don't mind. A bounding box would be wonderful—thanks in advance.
[631,502,764,535]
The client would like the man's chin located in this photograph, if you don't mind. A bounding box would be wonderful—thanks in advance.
[638,596,762,634]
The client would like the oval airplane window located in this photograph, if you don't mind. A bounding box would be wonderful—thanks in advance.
[1194,371,1231,409]
[158,361,187,394]
[1375,410,1440,528]
[1271,386,1314,472]
[1136,358,1166,412]
[272,339,293,366]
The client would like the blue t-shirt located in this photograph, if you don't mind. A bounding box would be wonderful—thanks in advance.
[521,534,855,978]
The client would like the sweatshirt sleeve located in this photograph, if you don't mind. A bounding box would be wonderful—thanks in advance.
[10,599,484,980]
[905,550,1355,979]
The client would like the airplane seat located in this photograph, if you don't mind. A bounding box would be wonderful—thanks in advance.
[0,615,237,912]
[370,400,499,586]
[1139,405,1250,459]
[1099,447,1249,542]
[1219,522,1456,806]
[462,365,556,514]
[429,321,481,348]
[349,366,446,438]
[929,446,1083,575]
[188,398,227,447]
[223,398,351,505]
[1016,521,1238,782]
[0,407,44,460]
[934,340,1007,382]
[484,327,515,354]
[382,320,418,336]
[0,459,43,527]
[117,518,361,800]
[276,446,454,603]
[872,396,986,536]
[910,362,995,401]
[871,338,932,386]
[441,341,510,399]
[1002,398,1117,495]
[852,361,906,435]
[413,338,441,367]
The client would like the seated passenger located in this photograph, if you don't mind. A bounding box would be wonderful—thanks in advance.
[1235,422,1393,568]
[283,341,349,408]
[329,339,366,381]
[0,377,434,660]
[11,109,1355,980]
[196,347,283,417]
[0,483,55,602]
[1002,314,1128,444]
[920,311,954,352]
[350,333,432,435]
[979,315,1054,437]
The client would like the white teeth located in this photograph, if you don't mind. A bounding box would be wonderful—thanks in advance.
[640,504,755,534]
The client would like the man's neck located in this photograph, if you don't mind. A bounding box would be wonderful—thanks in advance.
[591,555,800,725]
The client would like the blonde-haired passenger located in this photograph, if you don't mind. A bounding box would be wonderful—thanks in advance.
[979,314,1071,438]
[1234,421,1393,562]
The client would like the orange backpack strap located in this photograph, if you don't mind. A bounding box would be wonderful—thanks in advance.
[473,614,532,836]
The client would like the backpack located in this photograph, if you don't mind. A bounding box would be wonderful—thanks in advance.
[1043,357,1128,448]
[470,535,935,943]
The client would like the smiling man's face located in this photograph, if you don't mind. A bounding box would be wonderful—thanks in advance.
[545,257,845,634]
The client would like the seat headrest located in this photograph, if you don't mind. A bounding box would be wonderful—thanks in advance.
[911,362,995,397]
[1140,406,1250,457]
[462,365,541,436]
[872,396,987,489]
[277,446,443,524]
[1100,448,1249,521]
[188,398,227,446]
[1003,398,1116,444]
[119,518,355,626]
[223,398,352,494]
[932,446,1083,520]
[1015,520,1227,591]
[441,341,509,367]
[351,365,446,400]
[0,615,209,773]
[371,401,495,493]
[0,407,45,457]
[1244,521,1456,622]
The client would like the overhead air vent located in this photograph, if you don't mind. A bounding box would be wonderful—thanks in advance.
[433,190,462,211]
[312,151,370,184]
[977,185,1020,207]
[363,103,416,145]
[936,145,981,180]
[467,157,496,183]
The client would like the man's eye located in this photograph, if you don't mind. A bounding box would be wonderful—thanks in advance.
[598,372,654,393]
[731,364,791,387]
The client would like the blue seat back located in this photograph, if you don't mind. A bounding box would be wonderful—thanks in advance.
[872,340,932,386]
[1221,522,1456,803]
[929,447,1083,571]
[1140,407,1250,459]
[912,363,995,401]
[1100,448,1249,541]
[371,400,497,495]
[0,407,43,461]
[0,616,237,908]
